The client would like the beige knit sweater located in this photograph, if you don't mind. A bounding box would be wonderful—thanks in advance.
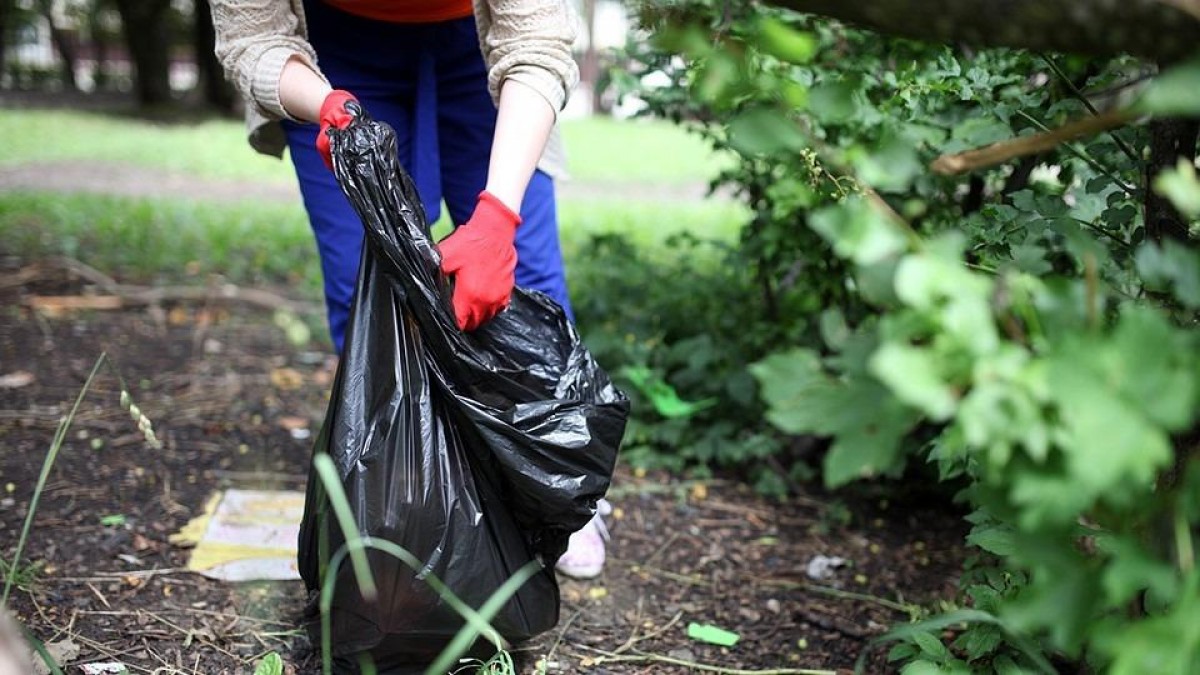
[210,0,577,174]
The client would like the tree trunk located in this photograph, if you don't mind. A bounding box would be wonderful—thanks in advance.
[193,0,234,112]
[758,0,1200,62]
[113,0,172,106]
[37,0,78,90]
[580,0,600,113]
[0,0,12,85]
[88,0,110,90]
[1145,118,1199,243]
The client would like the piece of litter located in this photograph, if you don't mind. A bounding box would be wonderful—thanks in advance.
[171,489,305,581]
[0,371,34,389]
[289,428,312,441]
[80,663,129,674]
[805,554,848,580]
[687,622,740,647]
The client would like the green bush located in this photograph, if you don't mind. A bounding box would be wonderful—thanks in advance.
[610,1,1200,671]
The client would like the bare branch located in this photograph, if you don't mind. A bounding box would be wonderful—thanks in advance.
[762,0,1200,61]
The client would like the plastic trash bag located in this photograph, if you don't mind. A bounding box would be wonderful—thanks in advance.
[297,109,628,673]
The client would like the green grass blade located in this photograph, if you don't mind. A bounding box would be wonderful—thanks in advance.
[3,353,107,607]
[312,454,377,601]
[318,538,537,675]
[424,560,541,675]
[20,614,65,675]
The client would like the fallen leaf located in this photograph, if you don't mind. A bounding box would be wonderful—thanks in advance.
[0,371,34,389]
[690,483,708,501]
[587,587,608,600]
[277,416,309,431]
[270,368,305,390]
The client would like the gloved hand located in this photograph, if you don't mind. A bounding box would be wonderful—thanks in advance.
[438,191,521,331]
[316,89,358,170]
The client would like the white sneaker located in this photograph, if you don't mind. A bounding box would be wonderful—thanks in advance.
[555,500,611,580]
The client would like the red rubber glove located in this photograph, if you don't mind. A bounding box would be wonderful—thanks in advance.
[316,89,358,170]
[438,191,521,331]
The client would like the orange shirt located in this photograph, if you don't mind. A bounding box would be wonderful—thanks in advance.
[324,0,473,24]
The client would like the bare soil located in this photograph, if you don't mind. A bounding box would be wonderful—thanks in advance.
[0,259,967,674]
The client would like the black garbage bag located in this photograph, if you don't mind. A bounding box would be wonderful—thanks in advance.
[297,109,629,673]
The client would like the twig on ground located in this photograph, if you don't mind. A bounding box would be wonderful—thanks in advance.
[574,643,836,675]
[4,256,321,316]
[608,557,707,587]
[755,577,920,616]
[642,532,682,568]
[611,611,683,655]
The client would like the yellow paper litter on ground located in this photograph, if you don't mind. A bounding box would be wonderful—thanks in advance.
[172,489,306,582]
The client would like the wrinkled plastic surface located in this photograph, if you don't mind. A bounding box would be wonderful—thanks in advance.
[297,110,628,673]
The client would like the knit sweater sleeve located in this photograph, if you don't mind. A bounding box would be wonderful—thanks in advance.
[475,0,580,114]
[210,0,327,122]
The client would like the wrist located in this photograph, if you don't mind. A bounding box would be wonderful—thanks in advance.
[475,191,522,235]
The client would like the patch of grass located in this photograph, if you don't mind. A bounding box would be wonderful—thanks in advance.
[0,191,747,290]
[0,191,321,294]
[0,108,727,187]
[559,117,731,185]
[0,109,297,185]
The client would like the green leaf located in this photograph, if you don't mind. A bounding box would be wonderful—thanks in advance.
[853,130,922,192]
[1136,240,1200,309]
[254,652,284,675]
[99,514,126,527]
[900,661,945,675]
[822,395,917,487]
[1153,158,1200,219]
[1137,55,1200,116]
[911,631,950,660]
[756,17,818,64]
[869,343,958,421]
[966,523,1016,557]
[728,106,806,156]
[808,80,859,123]
[687,622,741,646]
[810,197,909,266]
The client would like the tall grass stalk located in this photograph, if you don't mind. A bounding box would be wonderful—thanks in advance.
[2,353,107,606]
[312,453,538,675]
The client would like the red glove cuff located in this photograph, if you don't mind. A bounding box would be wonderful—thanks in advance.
[317,89,359,170]
[320,89,358,129]
[473,191,522,234]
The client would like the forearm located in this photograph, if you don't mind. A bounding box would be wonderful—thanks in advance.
[485,79,556,212]
[279,56,332,124]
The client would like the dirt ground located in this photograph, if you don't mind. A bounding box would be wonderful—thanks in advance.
[0,257,967,674]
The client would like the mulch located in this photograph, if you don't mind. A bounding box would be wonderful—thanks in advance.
[0,258,967,674]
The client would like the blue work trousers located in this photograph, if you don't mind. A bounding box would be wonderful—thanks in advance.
[282,0,572,351]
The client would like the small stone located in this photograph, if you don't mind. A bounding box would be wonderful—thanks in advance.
[766,598,782,614]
